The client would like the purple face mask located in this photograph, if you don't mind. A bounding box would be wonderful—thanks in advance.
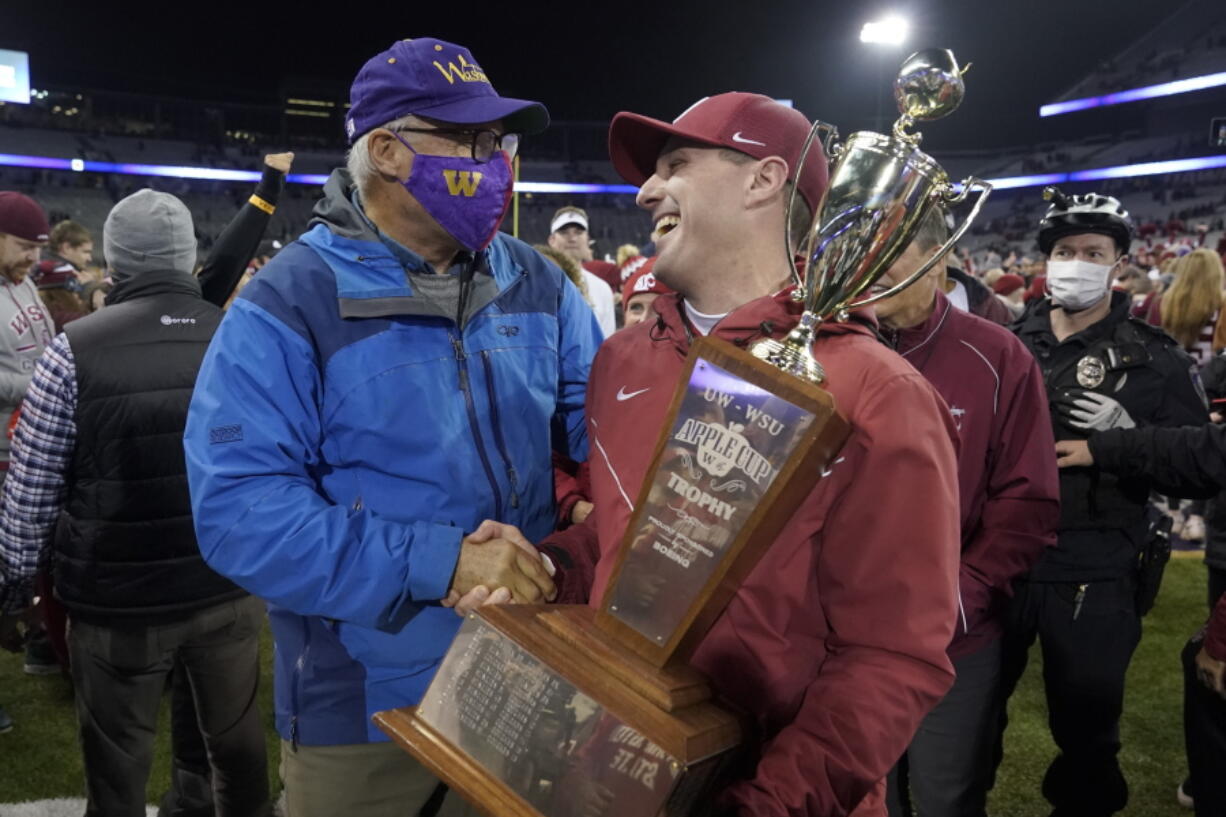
[393,133,513,252]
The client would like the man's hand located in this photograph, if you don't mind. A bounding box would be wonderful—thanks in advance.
[1196,645,1226,698]
[263,152,295,174]
[447,520,556,606]
[571,500,593,525]
[1055,439,1095,468]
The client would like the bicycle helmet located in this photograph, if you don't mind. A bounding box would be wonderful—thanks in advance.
[1037,186,1132,256]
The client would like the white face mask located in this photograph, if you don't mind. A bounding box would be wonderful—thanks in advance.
[1046,259,1116,311]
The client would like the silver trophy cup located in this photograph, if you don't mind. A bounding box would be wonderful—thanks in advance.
[755,48,994,383]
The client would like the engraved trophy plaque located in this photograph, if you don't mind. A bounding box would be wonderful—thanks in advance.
[375,48,991,817]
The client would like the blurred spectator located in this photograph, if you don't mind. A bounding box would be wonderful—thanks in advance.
[547,205,621,292]
[41,220,94,284]
[614,243,640,271]
[0,194,55,467]
[196,153,294,307]
[982,267,1005,289]
[1157,249,1226,366]
[993,273,1027,319]
[81,280,112,313]
[617,251,650,287]
[544,209,616,336]
[945,250,1013,325]
[34,266,89,333]
[0,189,269,816]
[536,244,613,336]
[1024,274,1048,304]
[0,191,54,734]
[619,257,671,329]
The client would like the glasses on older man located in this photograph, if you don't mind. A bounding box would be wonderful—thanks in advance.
[392,126,521,163]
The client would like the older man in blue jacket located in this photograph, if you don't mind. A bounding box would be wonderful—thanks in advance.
[184,38,601,817]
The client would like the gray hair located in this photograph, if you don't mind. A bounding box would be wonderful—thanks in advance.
[346,114,416,195]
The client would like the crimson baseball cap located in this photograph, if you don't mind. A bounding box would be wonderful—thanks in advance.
[993,273,1025,296]
[608,93,829,212]
[345,38,549,144]
[0,192,50,243]
[621,257,672,310]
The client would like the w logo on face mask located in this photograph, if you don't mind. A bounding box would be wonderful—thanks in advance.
[443,170,483,197]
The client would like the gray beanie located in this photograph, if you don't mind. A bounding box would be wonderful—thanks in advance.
[104,189,197,280]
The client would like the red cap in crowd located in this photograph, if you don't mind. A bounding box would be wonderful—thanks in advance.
[618,252,651,285]
[608,93,829,212]
[621,257,672,311]
[1024,274,1048,303]
[34,260,77,290]
[0,192,51,243]
[993,273,1025,296]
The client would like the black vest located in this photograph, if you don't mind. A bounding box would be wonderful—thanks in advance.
[53,271,244,619]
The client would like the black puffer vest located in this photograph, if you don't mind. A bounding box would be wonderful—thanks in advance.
[53,270,244,619]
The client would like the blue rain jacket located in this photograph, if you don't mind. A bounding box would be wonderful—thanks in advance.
[184,170,600,743]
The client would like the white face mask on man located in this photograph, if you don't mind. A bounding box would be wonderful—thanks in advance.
[1046,259,1117,311]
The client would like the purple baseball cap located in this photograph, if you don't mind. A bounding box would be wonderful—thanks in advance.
[345,38,550,144]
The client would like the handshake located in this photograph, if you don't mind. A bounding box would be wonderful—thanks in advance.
[443,519,557,616]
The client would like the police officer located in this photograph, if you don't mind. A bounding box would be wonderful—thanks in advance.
[994,187,1208,817]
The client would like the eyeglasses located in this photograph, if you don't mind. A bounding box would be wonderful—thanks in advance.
[391,127,520,163]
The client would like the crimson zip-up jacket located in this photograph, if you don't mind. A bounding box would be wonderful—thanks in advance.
[541,290,962,817]
[888,289,1061,658]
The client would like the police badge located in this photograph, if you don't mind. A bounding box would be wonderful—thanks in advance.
[1076,355,1106,388]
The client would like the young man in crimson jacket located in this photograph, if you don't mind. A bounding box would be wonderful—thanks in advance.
[870,211,1061,817]
[528,94,963,816]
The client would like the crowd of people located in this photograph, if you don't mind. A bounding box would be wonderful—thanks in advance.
[0,34,1224,817]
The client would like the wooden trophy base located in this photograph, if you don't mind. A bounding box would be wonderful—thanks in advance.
[375,604,742,817]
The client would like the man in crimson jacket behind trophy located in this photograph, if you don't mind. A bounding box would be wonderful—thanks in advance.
[463,93,964,816]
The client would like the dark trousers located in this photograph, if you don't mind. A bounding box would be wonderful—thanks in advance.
[1184,633,1226,817]
[68,596,270,817]
[159,662,215,817]
[886,638,1002,817]
[994,577,1141,817]
[1184,569,1226,815]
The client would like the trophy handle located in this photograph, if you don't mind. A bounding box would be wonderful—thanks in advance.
[786,119,840,288]
[853,176,993,308]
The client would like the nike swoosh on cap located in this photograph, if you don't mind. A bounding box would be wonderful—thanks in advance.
[616,386,651,401]
[731,132,766,147]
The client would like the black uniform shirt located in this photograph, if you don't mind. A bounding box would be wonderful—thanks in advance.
[1015,291,1207,581]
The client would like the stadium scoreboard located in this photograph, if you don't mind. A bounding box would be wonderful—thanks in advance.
[0,50,30,104]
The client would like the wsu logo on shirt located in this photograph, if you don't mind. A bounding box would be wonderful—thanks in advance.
[9,304,46,338]
[442,170,483,197]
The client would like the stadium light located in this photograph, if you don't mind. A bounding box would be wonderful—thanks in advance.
[2,151,1225,194]
[1040,71,1226,117]
[860,16,908,46]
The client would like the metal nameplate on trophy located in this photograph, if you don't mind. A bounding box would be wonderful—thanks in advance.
[603,358,819,646]
[594,341,848,668]
[408,610,729,817]
[375,47,991,817]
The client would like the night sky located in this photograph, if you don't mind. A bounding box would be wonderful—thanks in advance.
[1,0,1198,150]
